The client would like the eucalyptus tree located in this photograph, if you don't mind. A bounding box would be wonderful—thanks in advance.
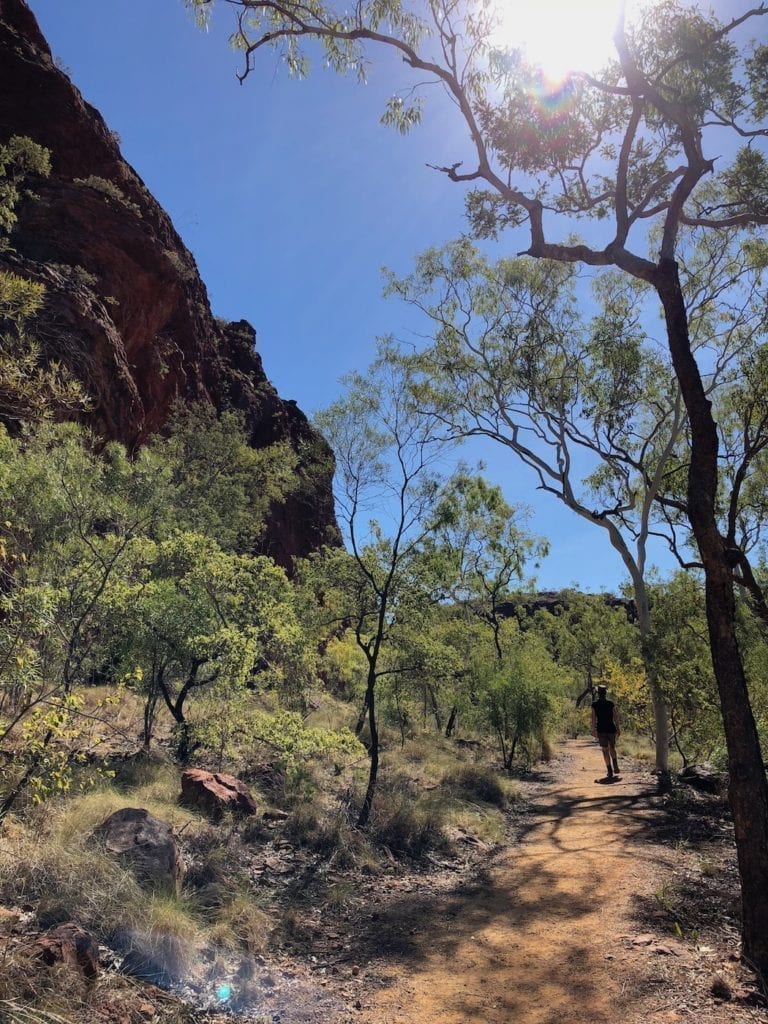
[430,472,546,662]
[313,348,456,826]
[107,532,307,761]
[528,592,639,706]
[646,573,722,767]
[193,0,768,968]
[386,241,692,770]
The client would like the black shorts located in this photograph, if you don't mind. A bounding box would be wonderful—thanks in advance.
[597,732,616,748]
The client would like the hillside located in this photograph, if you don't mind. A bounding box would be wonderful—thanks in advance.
[0,0,338,568]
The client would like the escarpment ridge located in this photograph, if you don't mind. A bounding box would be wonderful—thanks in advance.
[0,0,338,567]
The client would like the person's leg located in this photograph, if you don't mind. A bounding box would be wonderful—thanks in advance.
[609,738,619,773]
[598,735,613,777]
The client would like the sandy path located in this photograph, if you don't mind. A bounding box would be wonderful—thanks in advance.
[361,740,661,1024]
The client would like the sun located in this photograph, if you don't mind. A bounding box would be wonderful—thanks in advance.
[491,0,644,83]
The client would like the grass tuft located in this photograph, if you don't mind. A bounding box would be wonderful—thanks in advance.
[369,775,448,860]
[443,765,507,808]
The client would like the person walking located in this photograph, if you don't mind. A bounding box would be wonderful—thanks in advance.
[591,684,621,780]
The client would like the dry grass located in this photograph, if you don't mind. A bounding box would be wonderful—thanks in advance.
[0,706,537,1020]
[206,894,271,955]
[442,764,509,808]
[78,685,146,736]
[301,693,359,735]
[432,764,520,845]
[115,893,201,984]
[0,760,211,992]
[619,733,659,765]
[0,998,79,1024]
[367,773,449,859]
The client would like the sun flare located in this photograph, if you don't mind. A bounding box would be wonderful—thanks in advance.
[491,0,646,83]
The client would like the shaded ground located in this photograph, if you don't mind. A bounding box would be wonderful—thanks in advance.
[3,740,765,1024]
[346,741,766,1024]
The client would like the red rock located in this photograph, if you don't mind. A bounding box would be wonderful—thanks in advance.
[0,0,339,570]
[95,808,184,895]
[36,922,99,979]
[181,769,258,818]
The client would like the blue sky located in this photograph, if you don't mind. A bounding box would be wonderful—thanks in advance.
[30,0,690,593]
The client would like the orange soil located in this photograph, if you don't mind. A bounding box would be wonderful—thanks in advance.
[361,739,662,1024]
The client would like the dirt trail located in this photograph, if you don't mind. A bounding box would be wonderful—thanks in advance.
[361,740,662,1024]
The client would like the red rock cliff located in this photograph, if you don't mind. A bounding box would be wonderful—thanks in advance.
[0,0,339,567]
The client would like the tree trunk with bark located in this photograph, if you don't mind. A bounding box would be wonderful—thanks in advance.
[657,259,768,972]
[356,667,379,828]
[445,705,458,737]
[633,577,670,779]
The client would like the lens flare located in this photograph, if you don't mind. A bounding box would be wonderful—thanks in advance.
[216,983,233,1001]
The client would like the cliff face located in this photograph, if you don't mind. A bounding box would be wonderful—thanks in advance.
[0,0,339,567]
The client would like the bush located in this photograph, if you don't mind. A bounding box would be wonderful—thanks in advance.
[283,802,359,867]
[208,894,271,955]
[443,765,507,808]
[368,776,448,860]
[73,176,140,216]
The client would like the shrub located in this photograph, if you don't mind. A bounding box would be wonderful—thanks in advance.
[209,894,271,955]
[283,801,359,867]
[73,176,140,216]
[368,775,448,860]
[443,765,506,808]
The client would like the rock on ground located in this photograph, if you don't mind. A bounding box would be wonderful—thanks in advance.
[36,922,100,979]
[94,807,184,894]
[181,768,258,819]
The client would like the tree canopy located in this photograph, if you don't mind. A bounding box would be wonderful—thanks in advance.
[192,0,768,972]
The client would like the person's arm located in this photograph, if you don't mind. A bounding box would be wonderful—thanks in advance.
[614,708,621,737]
[591,707,597,737]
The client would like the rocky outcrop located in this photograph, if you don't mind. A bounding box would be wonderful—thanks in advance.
[497,590,638,623]
[0,0,338,568]
[181,768,258,819]
[94,808,185,895]
[679,763,725,795]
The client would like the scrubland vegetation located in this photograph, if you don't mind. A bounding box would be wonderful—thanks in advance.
[2,146,768,1011]
[3,0,768,1010]
[0,390,765,1018]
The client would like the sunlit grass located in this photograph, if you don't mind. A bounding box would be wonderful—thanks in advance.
[44,763,200,848]
[619,733,658,765]
[207,893,271,954]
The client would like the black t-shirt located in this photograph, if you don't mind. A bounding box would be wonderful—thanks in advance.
[592,697,616,733]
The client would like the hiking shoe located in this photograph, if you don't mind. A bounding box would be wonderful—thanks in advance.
[607,767,614,779]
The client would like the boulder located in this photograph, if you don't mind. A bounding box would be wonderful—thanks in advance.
[679,763,725,794]
[36,922,100,979]
[181,768,258,819]
[94,808,184,894]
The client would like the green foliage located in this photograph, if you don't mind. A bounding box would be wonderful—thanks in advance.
[0,408,316,811]
[647,573,723,766]
[319,632,368,700]
[527,592,638,694]
[0,136,51,237]
[429,472,546,658]
[72,175,141,216]
[0,266,86,424]
[146,404,298,552]
[195,705,363,777]
[470,630,566,769]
